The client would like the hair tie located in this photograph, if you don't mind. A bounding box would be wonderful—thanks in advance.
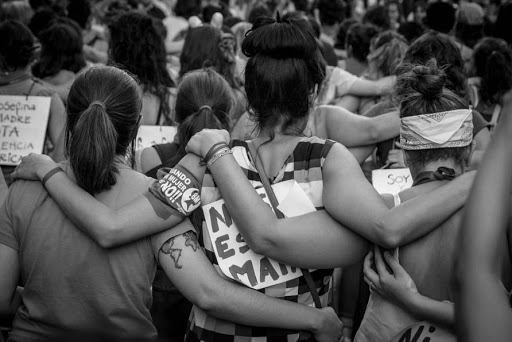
[199,105,213,112]
[89,101,106,110]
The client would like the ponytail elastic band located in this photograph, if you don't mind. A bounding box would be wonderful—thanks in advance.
[89,101,106,110]
[198,105,212,112]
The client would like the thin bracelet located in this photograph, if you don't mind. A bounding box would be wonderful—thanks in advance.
[202,142,229,165]
[207,148,232,170]
[42,166,64,187]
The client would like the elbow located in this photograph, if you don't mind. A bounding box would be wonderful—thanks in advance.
[366,123,381,144]
[244,236,275,255]
[374,221,402,249]
[95,224,121,249]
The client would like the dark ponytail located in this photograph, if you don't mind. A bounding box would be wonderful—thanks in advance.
[66,66,142,194]
[473,38,512,105]
[168,68,232,165]
[69,103,119,194]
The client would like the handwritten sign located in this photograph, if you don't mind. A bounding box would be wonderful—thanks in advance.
[135,125,177,150]
[0,95,51,166]
[202,180,316,289]
[372,168,413,195]
[392,322,455,342]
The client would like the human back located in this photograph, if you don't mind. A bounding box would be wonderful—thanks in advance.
[0,65,160,340]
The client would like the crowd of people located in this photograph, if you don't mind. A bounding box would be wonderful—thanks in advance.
[1,0,512,341]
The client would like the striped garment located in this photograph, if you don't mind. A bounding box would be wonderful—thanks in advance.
[185,136,336,342]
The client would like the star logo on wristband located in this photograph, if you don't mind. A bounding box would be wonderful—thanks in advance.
[181,188,201,213]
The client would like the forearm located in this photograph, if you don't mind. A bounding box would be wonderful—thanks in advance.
[407,294,454,328]
[376,174,472,247]
[43,172,182,247]
[206,280,321,331]
[348,77,394,97]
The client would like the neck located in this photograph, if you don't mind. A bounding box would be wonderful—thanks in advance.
[410,159,464,180]
[0,67,31,83]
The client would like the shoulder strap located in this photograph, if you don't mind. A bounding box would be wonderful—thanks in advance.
[247,141,323,309]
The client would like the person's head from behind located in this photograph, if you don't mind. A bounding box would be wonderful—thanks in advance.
[28,6,58,38]
[33,21,86,78]
[402,31,467,99]
[242,16,326,137]
[346,23,379,64]
[397,21,425,44]
[494,3,512,46]
[395,59,472,176]
[108,11,174,120]
[180,25,239,89]
[363,5,390,31]
[454,2,484,49]
[0,0,34,26]
[368,31,408,77]
[473,38,512,105]
[0,20,36,73]
[173,68,232,159]
[247,4,272,24]
[425,1,455,34]
[174,0,201,19]
[317,0,345,28]
[66,66,142,194]
[335,18,357,49]
[66,0,92,30]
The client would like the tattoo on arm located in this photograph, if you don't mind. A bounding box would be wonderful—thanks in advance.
[160,232,200,269]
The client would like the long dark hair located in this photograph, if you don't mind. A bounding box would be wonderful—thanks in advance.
[33,21,86,78]
[66,66,142,194]
[108,11,174,123]
[170,68,232,165]
[473,38,512,105]
[179,25,240,90]
[242,16,326,136]
[0,20,36,72]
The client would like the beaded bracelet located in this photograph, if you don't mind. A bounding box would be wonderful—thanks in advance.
[42,166,64,187]
[202,142,229,166]
[206,148,232,170]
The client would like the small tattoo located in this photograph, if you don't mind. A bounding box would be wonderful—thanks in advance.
[160,232,199,269]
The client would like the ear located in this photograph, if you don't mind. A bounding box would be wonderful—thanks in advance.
[403,150,410,168]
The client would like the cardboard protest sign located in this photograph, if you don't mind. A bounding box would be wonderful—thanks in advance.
[391,322,455,342]
[202,180,316,289]
[372,168,413,195]
[135,125,177,151]
[0,95,51,166]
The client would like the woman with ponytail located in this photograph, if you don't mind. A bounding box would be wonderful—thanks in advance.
[469,37,512,128]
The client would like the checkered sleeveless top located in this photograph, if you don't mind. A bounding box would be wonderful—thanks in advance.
[185,137,336,342]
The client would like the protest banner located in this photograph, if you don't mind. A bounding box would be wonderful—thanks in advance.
[372,168,413,195]
[392,321,455,342]
[0,95,51,166]
[135,125,177,150]
[202,180,316,289]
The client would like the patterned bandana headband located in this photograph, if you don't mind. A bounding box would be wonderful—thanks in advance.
[398,108,473,150]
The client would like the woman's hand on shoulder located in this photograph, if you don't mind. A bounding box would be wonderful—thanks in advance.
[11,153,58,182]
[186,129,230,159]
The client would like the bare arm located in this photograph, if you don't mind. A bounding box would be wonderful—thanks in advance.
[0,244,20,318]
[314,105,400,147]
[456,94,512,342]
[151,220,342,342]
[322,143,474,248]
[47,93,66,162]
[140,146,163,174]
[11,154,206,248]
[348,76,395,97]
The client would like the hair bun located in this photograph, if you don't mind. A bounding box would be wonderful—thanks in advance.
[396,59,446,101]
[242,17,317,60]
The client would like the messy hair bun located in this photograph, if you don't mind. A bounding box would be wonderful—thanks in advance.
[242,16,326,136]
[242,17,318,60]
[395,59,468,118]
